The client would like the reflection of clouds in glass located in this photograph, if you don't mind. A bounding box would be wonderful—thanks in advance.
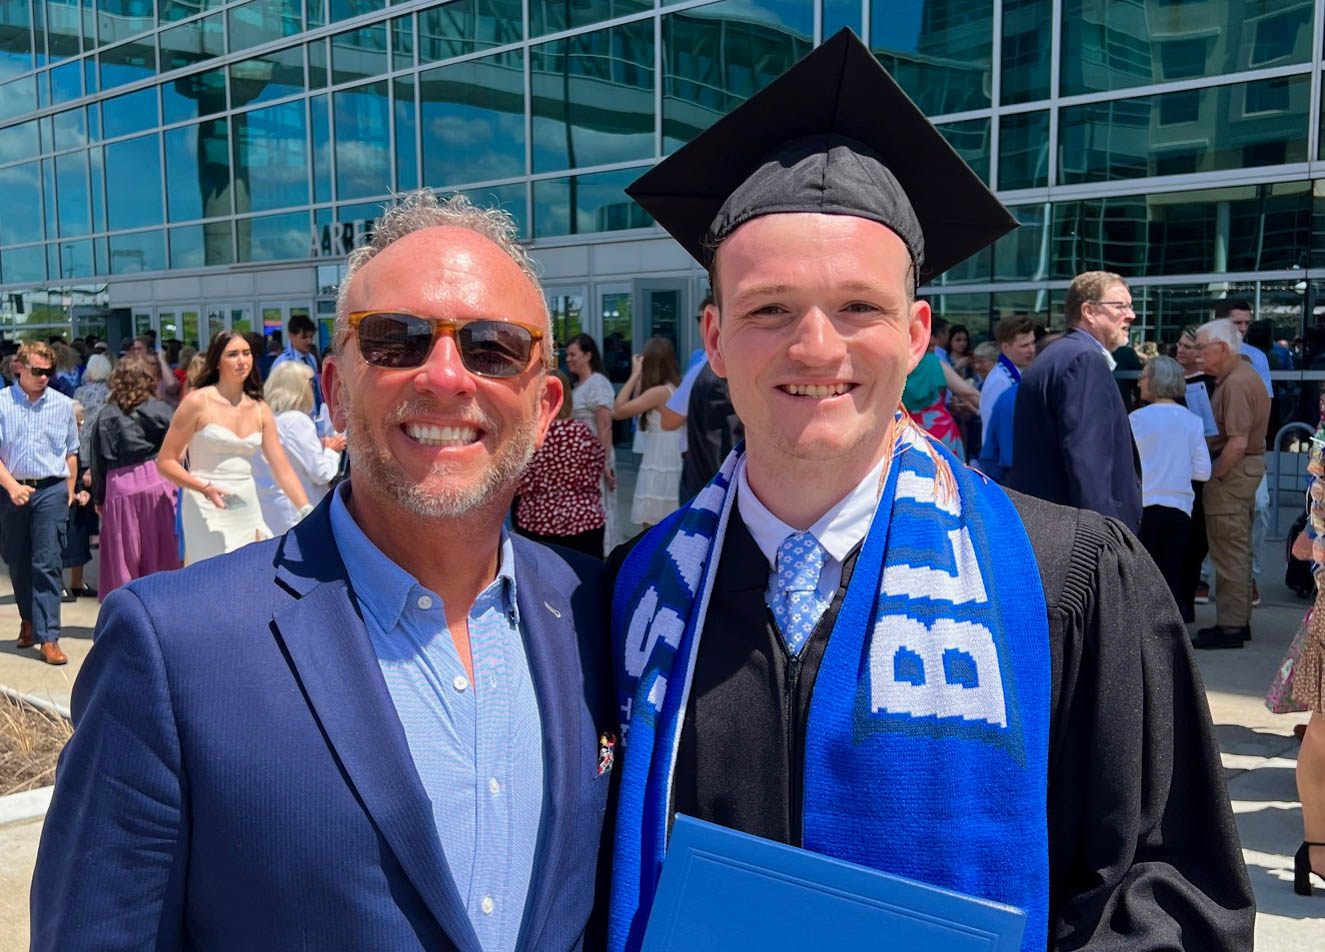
[0,163,43,245]
[246,213,310,262]
[424,111,523,185]
[335,139,391,200]
[0,76,35,122]
[106,137,164,230]
[0,121,38,164]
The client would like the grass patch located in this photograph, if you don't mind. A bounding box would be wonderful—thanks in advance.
[0,694,71,796]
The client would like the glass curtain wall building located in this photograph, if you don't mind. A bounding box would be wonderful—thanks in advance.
[0,0,1322,360]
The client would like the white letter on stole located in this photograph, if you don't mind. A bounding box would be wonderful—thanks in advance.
[624,587,686,680]
[868,617,1008,728]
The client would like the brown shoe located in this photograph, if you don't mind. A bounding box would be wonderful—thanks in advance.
[38,641,67,665]
[16,620,33,649]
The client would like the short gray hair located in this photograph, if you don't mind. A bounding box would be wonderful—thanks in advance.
[1196,318,1242,353]
[1143,355,1185,400]
[83,353,112,382]
[264,360,315,415]
[973,341,1000,361]
[333,190,551,367]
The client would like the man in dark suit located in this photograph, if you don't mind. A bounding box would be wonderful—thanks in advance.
[1006,270,1143,533]
[31,190,616,952]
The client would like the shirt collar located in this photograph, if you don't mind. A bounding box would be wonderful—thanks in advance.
[328,481,519,633]
[1075,328,1117,371]
[736,453,887,569]
[10,380,47,406]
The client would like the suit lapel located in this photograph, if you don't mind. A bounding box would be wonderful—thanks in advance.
[271,511,481,952]
[511,540,583,950]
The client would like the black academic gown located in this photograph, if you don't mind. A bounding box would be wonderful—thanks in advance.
[607,488,1254,951]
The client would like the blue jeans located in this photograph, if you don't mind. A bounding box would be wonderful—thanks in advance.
[1,481,67,644]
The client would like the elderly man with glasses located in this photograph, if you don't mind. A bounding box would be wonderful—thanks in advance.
[0,340,79,665]
[1190,317,1271,650]
[32,191,617,952]
[1007,270,1143,532]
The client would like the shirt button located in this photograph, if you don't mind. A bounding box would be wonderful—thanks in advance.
[481,896,494,916]
[452,674,468,692]
[488,777,500,795]
[417,595,432,610]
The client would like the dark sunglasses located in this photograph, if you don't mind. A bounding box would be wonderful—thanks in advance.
[347,310,544,378]
[25,364,55,377]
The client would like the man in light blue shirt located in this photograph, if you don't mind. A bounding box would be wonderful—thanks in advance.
[0,341,78,665]
[271,313,322,410]
[33,192,616,951]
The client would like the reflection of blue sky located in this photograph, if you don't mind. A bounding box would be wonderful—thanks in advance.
[243,211,310,262]
[334,83,391,200]
[109,230,166,274]
[871,2,927,52]
[0,163,42,245]
[0,74,34,122]
[55,152,90,237]
[1,245,46,283]
[106,135,164,230]
[235,100,308,212]
[0,119,37,164]
[682,0,812,33]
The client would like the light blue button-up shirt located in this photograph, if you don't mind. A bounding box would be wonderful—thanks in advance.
[0,381,78,480]
[272,345,322,409]
[329,484,544,951]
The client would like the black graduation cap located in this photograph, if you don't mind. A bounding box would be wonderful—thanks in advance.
[626,28,1017,285]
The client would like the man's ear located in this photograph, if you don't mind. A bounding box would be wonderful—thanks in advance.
[907,298,932,374]
[322,355,349,432]
[703,302,725,378]
[533,372,564,451]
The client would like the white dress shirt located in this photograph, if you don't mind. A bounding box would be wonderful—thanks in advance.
[978,361,1015,431]
[252,410,341,533]
[736,454,887,600]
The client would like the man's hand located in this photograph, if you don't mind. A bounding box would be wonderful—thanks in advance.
[7,484,33,506]
[322,434,347,452]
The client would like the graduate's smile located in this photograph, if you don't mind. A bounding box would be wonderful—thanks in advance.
[778,381,856,398]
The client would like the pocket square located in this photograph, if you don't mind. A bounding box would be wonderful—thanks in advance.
[598,732,617,776]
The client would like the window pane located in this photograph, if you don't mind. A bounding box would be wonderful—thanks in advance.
[109,228,165,273]
[105,132,162,229]
[1051,182,1314,279]
[998,110,1048,190]
[310,92,330,202]
[159,11,223,71]
[531,21,653,174]
[662,0,812,153]
[42,157,55,235]
[165,118,229,221]
[1059,77,1309,184]
[160,0,216,22]
[89,143,104,229]
[230,44,304,107]
[45,0,82,62]
[871,0,992,114]
[0,116,38,162]
[1002,0,1050,104]
[161,65,226,123]
[233,99,307,212]
[333,79,390,200]
[329,0,381,24]
[97,0,153,45]
[822,0,860,39]
[169,221,234,267]
[52,239,92,278]
[393,74,416,189]
[331,21,386,84]
[1061,0,1313,96]
[237,209,308,262]
[99,37,155,90]
[0,162,43,244]
[0,72,34,120]
[533,166,651,237]
[936,117,989,184]
[49,58,80,101]
[450,181,526,237]
[420,49,523,187]
[101,85,156,138]
[927,293,991,338]
[390,12,411,69]
[995,203,1048,281]
[0,0,35,80]
[1,244,46,282]
[55,148,88,235]
[228,0,302,56]
[530,0,649,38]
[417,0,521,63]
[52,103,86,148]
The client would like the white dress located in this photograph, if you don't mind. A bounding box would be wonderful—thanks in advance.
[571,372,618,554]
[180,423,273,564]
[630,402,683,526]
[251,410,342,534]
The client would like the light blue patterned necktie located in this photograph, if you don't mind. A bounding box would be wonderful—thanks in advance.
[767,531,830,655]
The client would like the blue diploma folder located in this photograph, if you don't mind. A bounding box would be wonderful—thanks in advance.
[641,815,1026,951]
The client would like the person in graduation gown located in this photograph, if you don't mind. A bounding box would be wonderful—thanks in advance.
[604,30,1253,952]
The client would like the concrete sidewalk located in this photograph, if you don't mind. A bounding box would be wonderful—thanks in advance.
[0,494,1322,948]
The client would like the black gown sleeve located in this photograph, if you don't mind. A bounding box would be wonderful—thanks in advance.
[1037,502,1254,951]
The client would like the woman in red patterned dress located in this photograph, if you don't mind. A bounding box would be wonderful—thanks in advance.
[514,370,608,557]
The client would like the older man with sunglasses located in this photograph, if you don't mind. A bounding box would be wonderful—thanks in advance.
[32,191,617,952]
[0,340,79,665]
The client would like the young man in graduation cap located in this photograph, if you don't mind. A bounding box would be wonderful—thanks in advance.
[605,29,1253,952]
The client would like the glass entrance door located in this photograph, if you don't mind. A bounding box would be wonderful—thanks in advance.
[632,279,689,363]
[598,283,632,386]
[155,308,202,350]
[545,287,586,372]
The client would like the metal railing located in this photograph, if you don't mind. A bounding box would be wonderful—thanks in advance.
[1269,421,1316,539]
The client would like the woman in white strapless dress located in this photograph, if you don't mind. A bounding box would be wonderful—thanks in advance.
[611,338,682,528]
[156,330,311,565]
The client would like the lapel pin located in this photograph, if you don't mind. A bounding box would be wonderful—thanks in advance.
[544,601,561,618]
[597,732,617,776]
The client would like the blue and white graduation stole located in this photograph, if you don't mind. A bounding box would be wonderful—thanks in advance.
[608,417,1051,952]
[997,352,1022,384]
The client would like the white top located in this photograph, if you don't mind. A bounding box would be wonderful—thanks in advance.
[736,453,887,600]
[251,410,341,534]
[978,361,1015,431]
[667,356,710,455]
[1128,402,1212,516]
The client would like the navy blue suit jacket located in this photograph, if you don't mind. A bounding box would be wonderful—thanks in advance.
[1006,328,1142,533]
[31,498,615,951]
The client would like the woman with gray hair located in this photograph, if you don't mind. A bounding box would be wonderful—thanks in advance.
[250,361,344,533]
[1129,354,1213,604]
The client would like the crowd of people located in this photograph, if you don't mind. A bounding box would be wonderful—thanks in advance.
[0,315,337,665]
[23,29,1325,952]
